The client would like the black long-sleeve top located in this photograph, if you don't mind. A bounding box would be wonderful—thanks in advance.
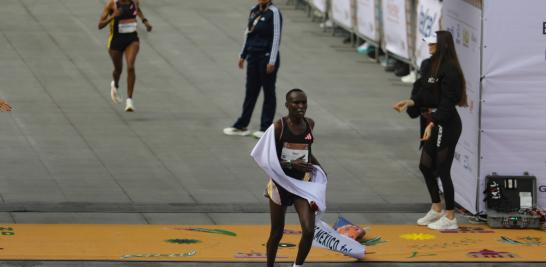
[407,58,464,146]
[407,58,463,125]
[240,3,283,65]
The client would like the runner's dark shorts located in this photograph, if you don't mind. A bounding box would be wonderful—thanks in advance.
[109,33,139,52]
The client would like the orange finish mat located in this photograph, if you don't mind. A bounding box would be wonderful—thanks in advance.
[0,224,545,262]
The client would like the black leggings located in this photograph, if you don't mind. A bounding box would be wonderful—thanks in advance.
[419,114,462,210]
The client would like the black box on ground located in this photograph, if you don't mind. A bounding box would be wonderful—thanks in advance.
[485,173,541,229]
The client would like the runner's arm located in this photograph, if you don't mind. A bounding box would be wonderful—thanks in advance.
[98,0,116,30]
[306,118,324,172]
[275,120,292,170]
[135,0,152,31]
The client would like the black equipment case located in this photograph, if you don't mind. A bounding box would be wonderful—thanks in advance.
[485,173,541,229]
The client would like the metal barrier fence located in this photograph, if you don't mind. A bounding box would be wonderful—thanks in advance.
[289,0,444,71]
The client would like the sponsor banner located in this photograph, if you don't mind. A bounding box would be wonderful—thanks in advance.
[441,0,482,213]
[313,218,365,259]
[481,0,546,211]
[331,0,353,30]
[355,0,380,42]
[381,0,409,59]
[415,0,442,67]
[311,0,328,14]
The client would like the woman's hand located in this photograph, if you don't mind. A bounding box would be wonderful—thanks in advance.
[292,159,314,172]
[421,122,435,141]
[393,99,414,112]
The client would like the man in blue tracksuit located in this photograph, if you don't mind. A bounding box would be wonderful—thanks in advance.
[224,0,283,139]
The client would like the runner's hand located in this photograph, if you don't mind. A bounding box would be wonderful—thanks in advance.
[292,159,313,172]
[0,99,12,112]
[144,21,152,32]
[421,122,434,141]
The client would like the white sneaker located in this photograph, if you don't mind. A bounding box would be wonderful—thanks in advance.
[110,81,121,104]
[252,131,265,139]
[401,71,417,83]
[427,216,458,230]
[223,127,251,136]
[125,98,134,112]
[319,20,333,29]
[417,209,444,225]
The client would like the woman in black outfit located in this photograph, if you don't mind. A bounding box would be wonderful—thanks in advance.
[266,89,321,267]
[393,31,467,230]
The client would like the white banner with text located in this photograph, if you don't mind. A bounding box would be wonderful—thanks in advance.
[441,0,482,213]
[481,0,546,211]
[415,0,442,67]
[381,0,409,59]
[311,0,328,13]
[355,0,380,42]
[331,0,353,30]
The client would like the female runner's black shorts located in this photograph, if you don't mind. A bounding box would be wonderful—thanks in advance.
[109,33,139,52]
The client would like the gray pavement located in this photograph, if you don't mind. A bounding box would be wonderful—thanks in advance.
[0,0,523,266]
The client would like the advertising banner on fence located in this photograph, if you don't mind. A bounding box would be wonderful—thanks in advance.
[415,0,442,68]
[311,0,328,14]
[331,0,353,30]
[481,0,546,211]
[355,0,379,42]
[381,0,409,59]
[441,0,482,213]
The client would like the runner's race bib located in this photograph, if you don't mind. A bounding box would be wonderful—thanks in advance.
[281,143,311,181]
[118,22,137,33]
[281,143,309,162]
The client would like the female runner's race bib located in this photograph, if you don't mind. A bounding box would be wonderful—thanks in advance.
[118,22,137,33]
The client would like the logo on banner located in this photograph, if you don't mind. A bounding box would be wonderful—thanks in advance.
[447,24,462,45]
[539,185,546,193]
[455,151,472,173]
[386,2,401,20]
[543,22,546,34]
[463,28,470,48]
[418,6,438,38]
